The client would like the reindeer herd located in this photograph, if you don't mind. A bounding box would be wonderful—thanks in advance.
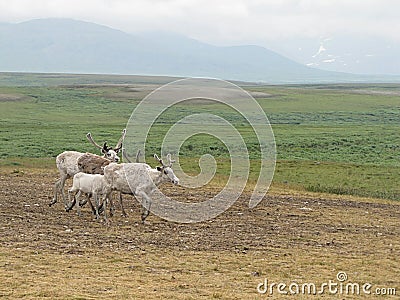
[49,129,180,224]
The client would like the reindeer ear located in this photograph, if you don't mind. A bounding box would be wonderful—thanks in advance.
[114,146,121,153]
[102,142,108,153]
[156,166,162,172]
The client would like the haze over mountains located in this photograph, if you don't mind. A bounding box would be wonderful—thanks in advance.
[0,18,398,83]
[269,36,400,76]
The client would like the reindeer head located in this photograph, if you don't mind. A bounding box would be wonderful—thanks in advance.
[101,142,120,162]
[154,153,179,185]
[86,129,126,162]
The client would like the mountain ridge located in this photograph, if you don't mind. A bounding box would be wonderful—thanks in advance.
[0,18,398,83]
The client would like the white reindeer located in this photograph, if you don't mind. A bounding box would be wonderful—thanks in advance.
[66,172,109,220]
[49,129,125,209]
[103,153,179,223]
[72,144,141,218]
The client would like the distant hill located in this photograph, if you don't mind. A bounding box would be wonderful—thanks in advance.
[0,18,398,83]
[267,36,400,76]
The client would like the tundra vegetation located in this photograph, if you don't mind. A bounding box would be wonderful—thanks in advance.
[0,74,399,299]
[0,75,399,201]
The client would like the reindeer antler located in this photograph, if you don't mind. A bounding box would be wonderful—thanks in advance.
[154,153,175,167]
[86,132,103,150]
[114,129,126,152]
[123,149,141,163]
[154,154,164,166]
[135,149,141,163]
[166,153,175,167]
[123,149,132,163]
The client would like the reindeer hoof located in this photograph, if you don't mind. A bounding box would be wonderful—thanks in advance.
[49,200,56,207]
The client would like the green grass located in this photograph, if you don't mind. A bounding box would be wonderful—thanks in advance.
[275,160,400,200]
[0,73,399,200]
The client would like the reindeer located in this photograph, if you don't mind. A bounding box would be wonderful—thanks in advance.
[67,172,109,220]
[49,129,126,209]
[103,153,179,223]
[105,149,142,216]
[84,149,141,217]
[86,131,124,162]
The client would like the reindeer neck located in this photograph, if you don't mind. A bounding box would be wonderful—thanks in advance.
[148,168,164,186]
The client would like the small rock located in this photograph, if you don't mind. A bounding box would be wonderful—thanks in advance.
[299,207,312,211]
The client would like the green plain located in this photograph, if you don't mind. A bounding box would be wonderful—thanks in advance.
[0,74,399,200]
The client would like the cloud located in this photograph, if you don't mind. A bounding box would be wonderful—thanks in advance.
[0,0,399,45]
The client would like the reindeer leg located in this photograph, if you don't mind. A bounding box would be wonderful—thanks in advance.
[94,193,101,220]
[86,195,97,216]
[119,193,127,217]
[79,198,88,207]
[59,175,69,209]
[103,195,109,225]
[49,178,61,206]
[75,191,82,216]
[98,192,113,217]
[109,193,115,217]
[97,192,107,214]
[137,190,151,223]
[65,189,76,212]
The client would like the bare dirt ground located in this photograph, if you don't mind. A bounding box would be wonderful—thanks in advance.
[0,169,399,299]
[0,94,26,102]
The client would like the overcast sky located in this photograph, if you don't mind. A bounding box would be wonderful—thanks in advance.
[0,0,399,46]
